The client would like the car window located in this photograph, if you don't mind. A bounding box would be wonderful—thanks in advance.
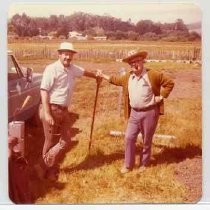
[8,55,21,81]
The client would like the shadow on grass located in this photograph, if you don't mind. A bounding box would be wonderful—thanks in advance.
[62,150,124,174]
[22,112,80,203]
[62,143,201,174]
[150,144,202,166]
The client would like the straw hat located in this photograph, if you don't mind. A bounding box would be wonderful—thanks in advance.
[122,50,147,63]
[58,42,77,53]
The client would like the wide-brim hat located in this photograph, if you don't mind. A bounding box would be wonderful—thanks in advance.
[58,42,77,53]
[122,50,148,63]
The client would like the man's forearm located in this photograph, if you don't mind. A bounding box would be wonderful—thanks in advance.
[83,70,97,79]
[40,89,51,114]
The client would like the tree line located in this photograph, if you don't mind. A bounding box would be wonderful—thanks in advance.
[8,12,201,41]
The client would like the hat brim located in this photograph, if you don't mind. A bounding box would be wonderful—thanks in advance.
[122,51,147,63]
[58,49,77,53]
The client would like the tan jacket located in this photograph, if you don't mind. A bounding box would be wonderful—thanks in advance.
[109,69,174,120]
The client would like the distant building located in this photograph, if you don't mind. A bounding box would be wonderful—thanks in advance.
[38,35,53,40]
[68,31,87,40]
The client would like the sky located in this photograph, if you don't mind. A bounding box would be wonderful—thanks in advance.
[8,2,201,24]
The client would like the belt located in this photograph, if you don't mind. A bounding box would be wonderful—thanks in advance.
[50,103,68,111]
[132,105,157,112]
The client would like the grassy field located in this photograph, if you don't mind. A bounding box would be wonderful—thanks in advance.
[8,40,201,204]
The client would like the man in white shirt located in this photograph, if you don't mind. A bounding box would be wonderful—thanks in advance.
[36,42,100,181]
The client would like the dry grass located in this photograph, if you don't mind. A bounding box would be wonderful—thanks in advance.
[9,41,201,204]
[34,97,200,204]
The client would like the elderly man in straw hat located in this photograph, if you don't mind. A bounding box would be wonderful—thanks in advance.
[98,50,174,173]
[35,42,101,181]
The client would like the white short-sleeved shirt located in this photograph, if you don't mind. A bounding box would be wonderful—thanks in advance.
[41,59,84,106]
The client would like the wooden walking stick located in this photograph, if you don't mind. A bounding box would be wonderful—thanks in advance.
[88,81,100,153]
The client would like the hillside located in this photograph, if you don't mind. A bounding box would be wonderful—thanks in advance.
[187,22,201,34]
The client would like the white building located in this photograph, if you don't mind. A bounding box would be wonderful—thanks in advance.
[68,31,87,40]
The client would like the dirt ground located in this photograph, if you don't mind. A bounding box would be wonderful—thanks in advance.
[173,156,202,203]
[170,68,201,99]
[171,68,202,203]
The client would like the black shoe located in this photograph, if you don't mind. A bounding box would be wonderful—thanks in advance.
[34,164,46,180]
[45,167,59,181]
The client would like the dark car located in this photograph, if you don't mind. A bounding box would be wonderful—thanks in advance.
[8,50,42,122]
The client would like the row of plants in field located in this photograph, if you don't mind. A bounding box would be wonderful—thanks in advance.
[9,41,201,61]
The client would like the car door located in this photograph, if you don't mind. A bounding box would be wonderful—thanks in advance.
[8,54,31,121]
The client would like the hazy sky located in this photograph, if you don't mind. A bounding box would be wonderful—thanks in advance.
[8,2,201,24]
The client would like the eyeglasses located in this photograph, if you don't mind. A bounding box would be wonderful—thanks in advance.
[129,59,144,67]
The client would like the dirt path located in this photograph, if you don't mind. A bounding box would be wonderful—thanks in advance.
[173,156,202,203]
